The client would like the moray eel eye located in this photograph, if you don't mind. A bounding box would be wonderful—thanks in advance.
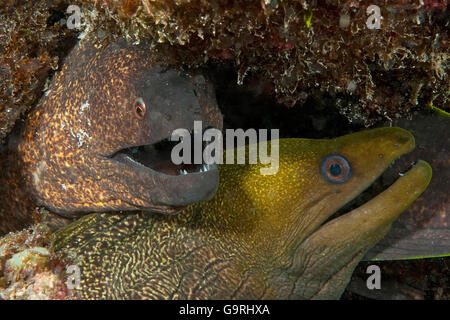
[134,98,146,120]
[320,154,351,184]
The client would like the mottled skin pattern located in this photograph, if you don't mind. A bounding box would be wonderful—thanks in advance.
[54,128,432,299]
[0,39,222,235]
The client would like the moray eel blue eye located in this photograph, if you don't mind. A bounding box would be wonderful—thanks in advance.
[320,154,351,184]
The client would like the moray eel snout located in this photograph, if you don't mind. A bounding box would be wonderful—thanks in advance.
[19,40,223,217]
[54,127,432,299]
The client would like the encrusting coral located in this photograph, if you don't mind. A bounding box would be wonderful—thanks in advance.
[0,223,78,299]
[1,1,447,138]
[0,0,77,143]
[71,0,448,125]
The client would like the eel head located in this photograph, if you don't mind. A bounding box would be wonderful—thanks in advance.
[203,127,432,299]
[20,40,223,216]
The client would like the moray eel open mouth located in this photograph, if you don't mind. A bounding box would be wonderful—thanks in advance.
[107,126,220,211]
[328,157,422,222]
[113,130,217,177]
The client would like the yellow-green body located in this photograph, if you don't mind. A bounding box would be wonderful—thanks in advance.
[54,127,432,299]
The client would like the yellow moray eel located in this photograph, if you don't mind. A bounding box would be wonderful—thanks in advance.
[54,127,432,299]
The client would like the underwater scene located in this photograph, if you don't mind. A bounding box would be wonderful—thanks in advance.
[0,0,448,303]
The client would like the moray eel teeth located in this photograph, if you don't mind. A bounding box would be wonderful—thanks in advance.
[112,133,217,177]
[108,127,220,208]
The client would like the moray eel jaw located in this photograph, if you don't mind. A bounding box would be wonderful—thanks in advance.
[285,160,432,299]
[109,135,220,209]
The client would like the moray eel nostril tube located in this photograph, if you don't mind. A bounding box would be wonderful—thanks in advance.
[53,127,432,299]
[0,39,223,234]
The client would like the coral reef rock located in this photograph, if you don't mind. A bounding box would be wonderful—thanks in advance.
[0,0,78,143]
[0,224,78,299]
[74,0,448,125]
